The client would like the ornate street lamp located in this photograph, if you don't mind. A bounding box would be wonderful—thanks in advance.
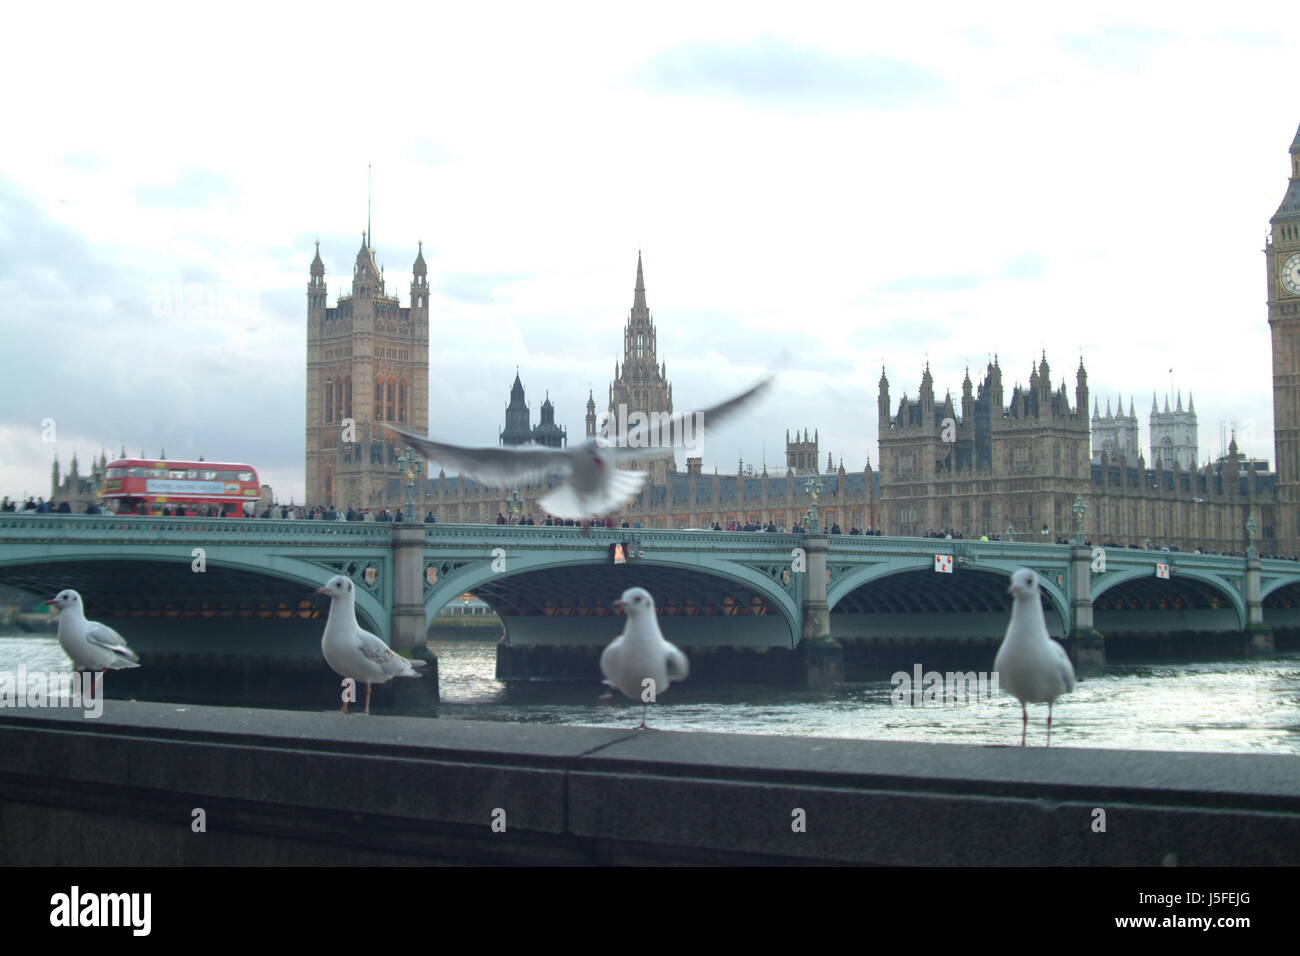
[1006,523,1016,542]
[1246,514,1258,560]
[506,487,524,523]
[803,474,823,534]
[1072,494,1087,546]
[396,448,422,523]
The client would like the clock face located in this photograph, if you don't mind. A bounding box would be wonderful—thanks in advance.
[1283,252,1300,296]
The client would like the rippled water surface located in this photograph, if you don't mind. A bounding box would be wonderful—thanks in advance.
[5,633,1298,754]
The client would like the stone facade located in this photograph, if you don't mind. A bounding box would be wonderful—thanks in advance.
[606,253,674,480]
[1091,396,1139,463]
[305,235,429,509]
[1269,124,1300,552]
[1149,392,1198,471]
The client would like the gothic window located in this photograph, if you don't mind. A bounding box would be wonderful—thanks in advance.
[375,379,384,420]
[1053,443,1061,476]
[900,450,916,479]
[344,378,352,419]
[398,381,408,424]
[1013,445,1030,474]
[324,381,334,423]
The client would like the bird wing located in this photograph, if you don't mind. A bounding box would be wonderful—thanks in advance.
[1050,639,1076,693]
[84,622,139,663]
[612,375,773,459]
[599,635,624,683]
[386,425,574,486]
[539,468,646,519]
[664,641,690,682]
[356,628,425,676]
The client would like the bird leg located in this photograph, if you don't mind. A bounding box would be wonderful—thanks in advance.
[638,700,649,730]
[364,682,373,716]
[1020,703,1027,747]
[341,697,349,714]
[1047,703,1053,747]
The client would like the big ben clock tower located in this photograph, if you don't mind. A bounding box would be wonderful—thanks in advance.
[1269,122,1300,549]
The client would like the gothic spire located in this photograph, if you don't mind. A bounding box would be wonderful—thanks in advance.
[633,250,647,313]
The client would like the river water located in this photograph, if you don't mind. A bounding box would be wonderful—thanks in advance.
[5,633,1296,754]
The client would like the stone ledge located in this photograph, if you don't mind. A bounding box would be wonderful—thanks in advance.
[0,702,1297,866]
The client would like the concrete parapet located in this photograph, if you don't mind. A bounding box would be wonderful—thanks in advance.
[1,703,1297,866]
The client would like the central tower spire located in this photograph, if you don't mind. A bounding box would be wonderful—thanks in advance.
[633,249,647,313]
[608,252,675,474]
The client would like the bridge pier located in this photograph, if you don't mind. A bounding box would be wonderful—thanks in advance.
[1245,557,1275,655]
[390,523,440,707]
[1069,545,1106,672]
[799,534,843,687]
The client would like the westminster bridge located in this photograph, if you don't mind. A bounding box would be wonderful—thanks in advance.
[0,515,1294,703]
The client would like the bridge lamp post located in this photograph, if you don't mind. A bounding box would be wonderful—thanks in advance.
[1006,523,1015,542]
[1072,495,1087,546]
[396,449,422,523]
[506,488,523,524]
[1246,514,1258,560]
[803,474,823,534]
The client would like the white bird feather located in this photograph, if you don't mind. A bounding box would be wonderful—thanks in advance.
[600,587,689,728]
[994,568,1076,745]
[387,376,773,520]
[51,590,140,671]
[318,574,424,713]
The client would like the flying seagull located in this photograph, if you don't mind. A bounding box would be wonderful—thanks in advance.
[51,590,141,672]
[993,568,1076,746]
[386,375,773,522]
[600,587,689,729]
[318,574,425,714]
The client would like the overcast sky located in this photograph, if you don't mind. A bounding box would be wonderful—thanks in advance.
[1,2,1297,504]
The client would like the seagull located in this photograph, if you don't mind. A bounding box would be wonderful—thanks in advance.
[599,587,689,729]
[50,590,140,671]
[386,375,773,524]
[993,568,1076,746]
[318,574,425,714]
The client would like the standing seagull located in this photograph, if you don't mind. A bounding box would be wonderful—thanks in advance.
[994,568,1076,746]
[386,376,773,523]
[51,590,140,671]
[600,587,689,729]
[318,575,425,714]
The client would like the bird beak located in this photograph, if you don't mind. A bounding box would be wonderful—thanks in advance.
[317,587,331,595]
[613,600,626,609]
[1007,585,1021,595]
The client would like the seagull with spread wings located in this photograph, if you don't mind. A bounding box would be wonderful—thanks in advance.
[387,375,773,523]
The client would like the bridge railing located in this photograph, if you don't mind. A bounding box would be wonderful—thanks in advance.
[0,514,394,544]
[421,524,803,548]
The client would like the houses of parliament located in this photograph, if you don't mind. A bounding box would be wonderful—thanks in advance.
[291,123,1300,554]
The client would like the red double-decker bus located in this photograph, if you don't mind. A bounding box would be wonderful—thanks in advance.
[99,459,261,516]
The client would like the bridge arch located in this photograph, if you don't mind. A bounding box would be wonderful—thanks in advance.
[828,561,1070,635]
[1091,568,1246,631]
[424,550,800,648]
[0,550,387,649]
